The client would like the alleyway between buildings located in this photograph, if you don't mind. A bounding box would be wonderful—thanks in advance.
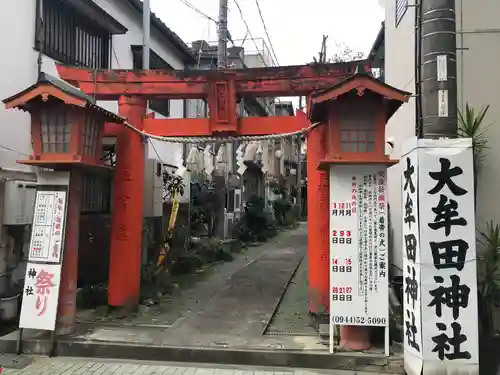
[72,224,315,348]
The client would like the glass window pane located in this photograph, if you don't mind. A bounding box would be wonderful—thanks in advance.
[366,142,375,152]
[358,143,367,152]
[341,143,349,152]
[341,131,349,141]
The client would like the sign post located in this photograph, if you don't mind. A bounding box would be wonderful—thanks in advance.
[329,165,390,355]
[402,138,479,375]
[17,173,69,353]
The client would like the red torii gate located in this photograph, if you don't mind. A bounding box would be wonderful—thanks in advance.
[56,60,370,321]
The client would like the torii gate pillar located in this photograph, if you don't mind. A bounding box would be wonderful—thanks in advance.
[108,96,147,308]
[307,117,330,321]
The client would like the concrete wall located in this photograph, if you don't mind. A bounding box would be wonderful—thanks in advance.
[0,0,189,171]
[382,0,500,273]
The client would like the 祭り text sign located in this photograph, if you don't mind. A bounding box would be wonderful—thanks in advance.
[29,190,67,263]
[19,185,68,332]
[329,165,389,327]
[19,262,62,331]
[402,138,478,375]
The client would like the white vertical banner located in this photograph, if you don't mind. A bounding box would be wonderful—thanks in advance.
[19,172,70,332]
[329,165,389,328]
[402,137,479,375]
[402,139,423,375]
[19,262,62,331]
[418,138,479,375]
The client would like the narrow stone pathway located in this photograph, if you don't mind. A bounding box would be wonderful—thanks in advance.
[265,255,316,336]
[167,226,306,337]
[77,224,307,336]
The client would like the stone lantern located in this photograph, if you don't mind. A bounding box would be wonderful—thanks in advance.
[2,73,124,335]
[306,72,410,351]
[3,72,123,170]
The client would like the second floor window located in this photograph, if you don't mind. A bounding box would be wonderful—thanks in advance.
[132,46,173,117]
[35,0,111,69]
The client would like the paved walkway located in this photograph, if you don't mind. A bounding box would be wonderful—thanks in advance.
[167,227,306,337]
[266,255,315,335]
[71,225,310,348]
[78,225,306,330]
[0,357,382,375]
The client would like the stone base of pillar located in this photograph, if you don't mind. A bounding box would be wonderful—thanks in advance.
[340,326,372,351]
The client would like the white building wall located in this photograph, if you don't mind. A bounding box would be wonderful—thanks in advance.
[0,0,189,171]
[381,0,417,275]
[382,0,500,274]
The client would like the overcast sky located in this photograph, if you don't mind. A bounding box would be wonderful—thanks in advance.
[150,0,385,66]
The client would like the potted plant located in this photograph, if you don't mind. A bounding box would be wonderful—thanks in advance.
[458,103,491,205]
[477,222,500,375]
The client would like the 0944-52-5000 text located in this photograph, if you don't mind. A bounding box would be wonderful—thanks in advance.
[331,315,387,325]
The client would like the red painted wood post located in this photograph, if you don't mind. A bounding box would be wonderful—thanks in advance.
[56,172,82,335]
[108,96,147,308]
[306,124,330,319]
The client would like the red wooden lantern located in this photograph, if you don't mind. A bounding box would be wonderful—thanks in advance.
[308,73,411,169]
[2,73,123,170]
[306,73,411,350]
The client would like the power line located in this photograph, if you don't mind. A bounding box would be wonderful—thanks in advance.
[0,144,30,156]
[177,0,218,24]
[253,0,279,66]
[231,0,268,67]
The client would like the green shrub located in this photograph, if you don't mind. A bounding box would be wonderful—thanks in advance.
[233,195,277,242]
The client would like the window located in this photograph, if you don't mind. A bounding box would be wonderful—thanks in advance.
[81,174,112,214]
[396,0,408,26]
[82,113,101,157]
[40,106,71,153]
[132,46,174,117]
[35,0,111,69]
[340,120,376,153]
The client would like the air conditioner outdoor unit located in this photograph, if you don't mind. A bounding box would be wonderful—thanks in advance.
[223,211,235,239]
[143,159,163,217]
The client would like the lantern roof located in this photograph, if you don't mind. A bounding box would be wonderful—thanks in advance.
[308,72,411,123]
[3,72,124,123]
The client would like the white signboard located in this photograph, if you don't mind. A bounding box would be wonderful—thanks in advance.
[402,138,479,375]
[19,262,62,331]
[28,190,67,263]
[419,139,479,374]
[402,142,424,375]
[329,165,389,327]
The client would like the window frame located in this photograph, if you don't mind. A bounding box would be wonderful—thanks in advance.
[34,0,112,69]
[132,46,174,117]
[395,0,409,27]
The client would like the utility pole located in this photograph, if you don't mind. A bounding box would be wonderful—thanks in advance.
[217,0,228,69]
[296,96,304,217]
[217,0,229,237]
[419,0,458,138]
[143,0,150,116]
[142,0,150,69]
